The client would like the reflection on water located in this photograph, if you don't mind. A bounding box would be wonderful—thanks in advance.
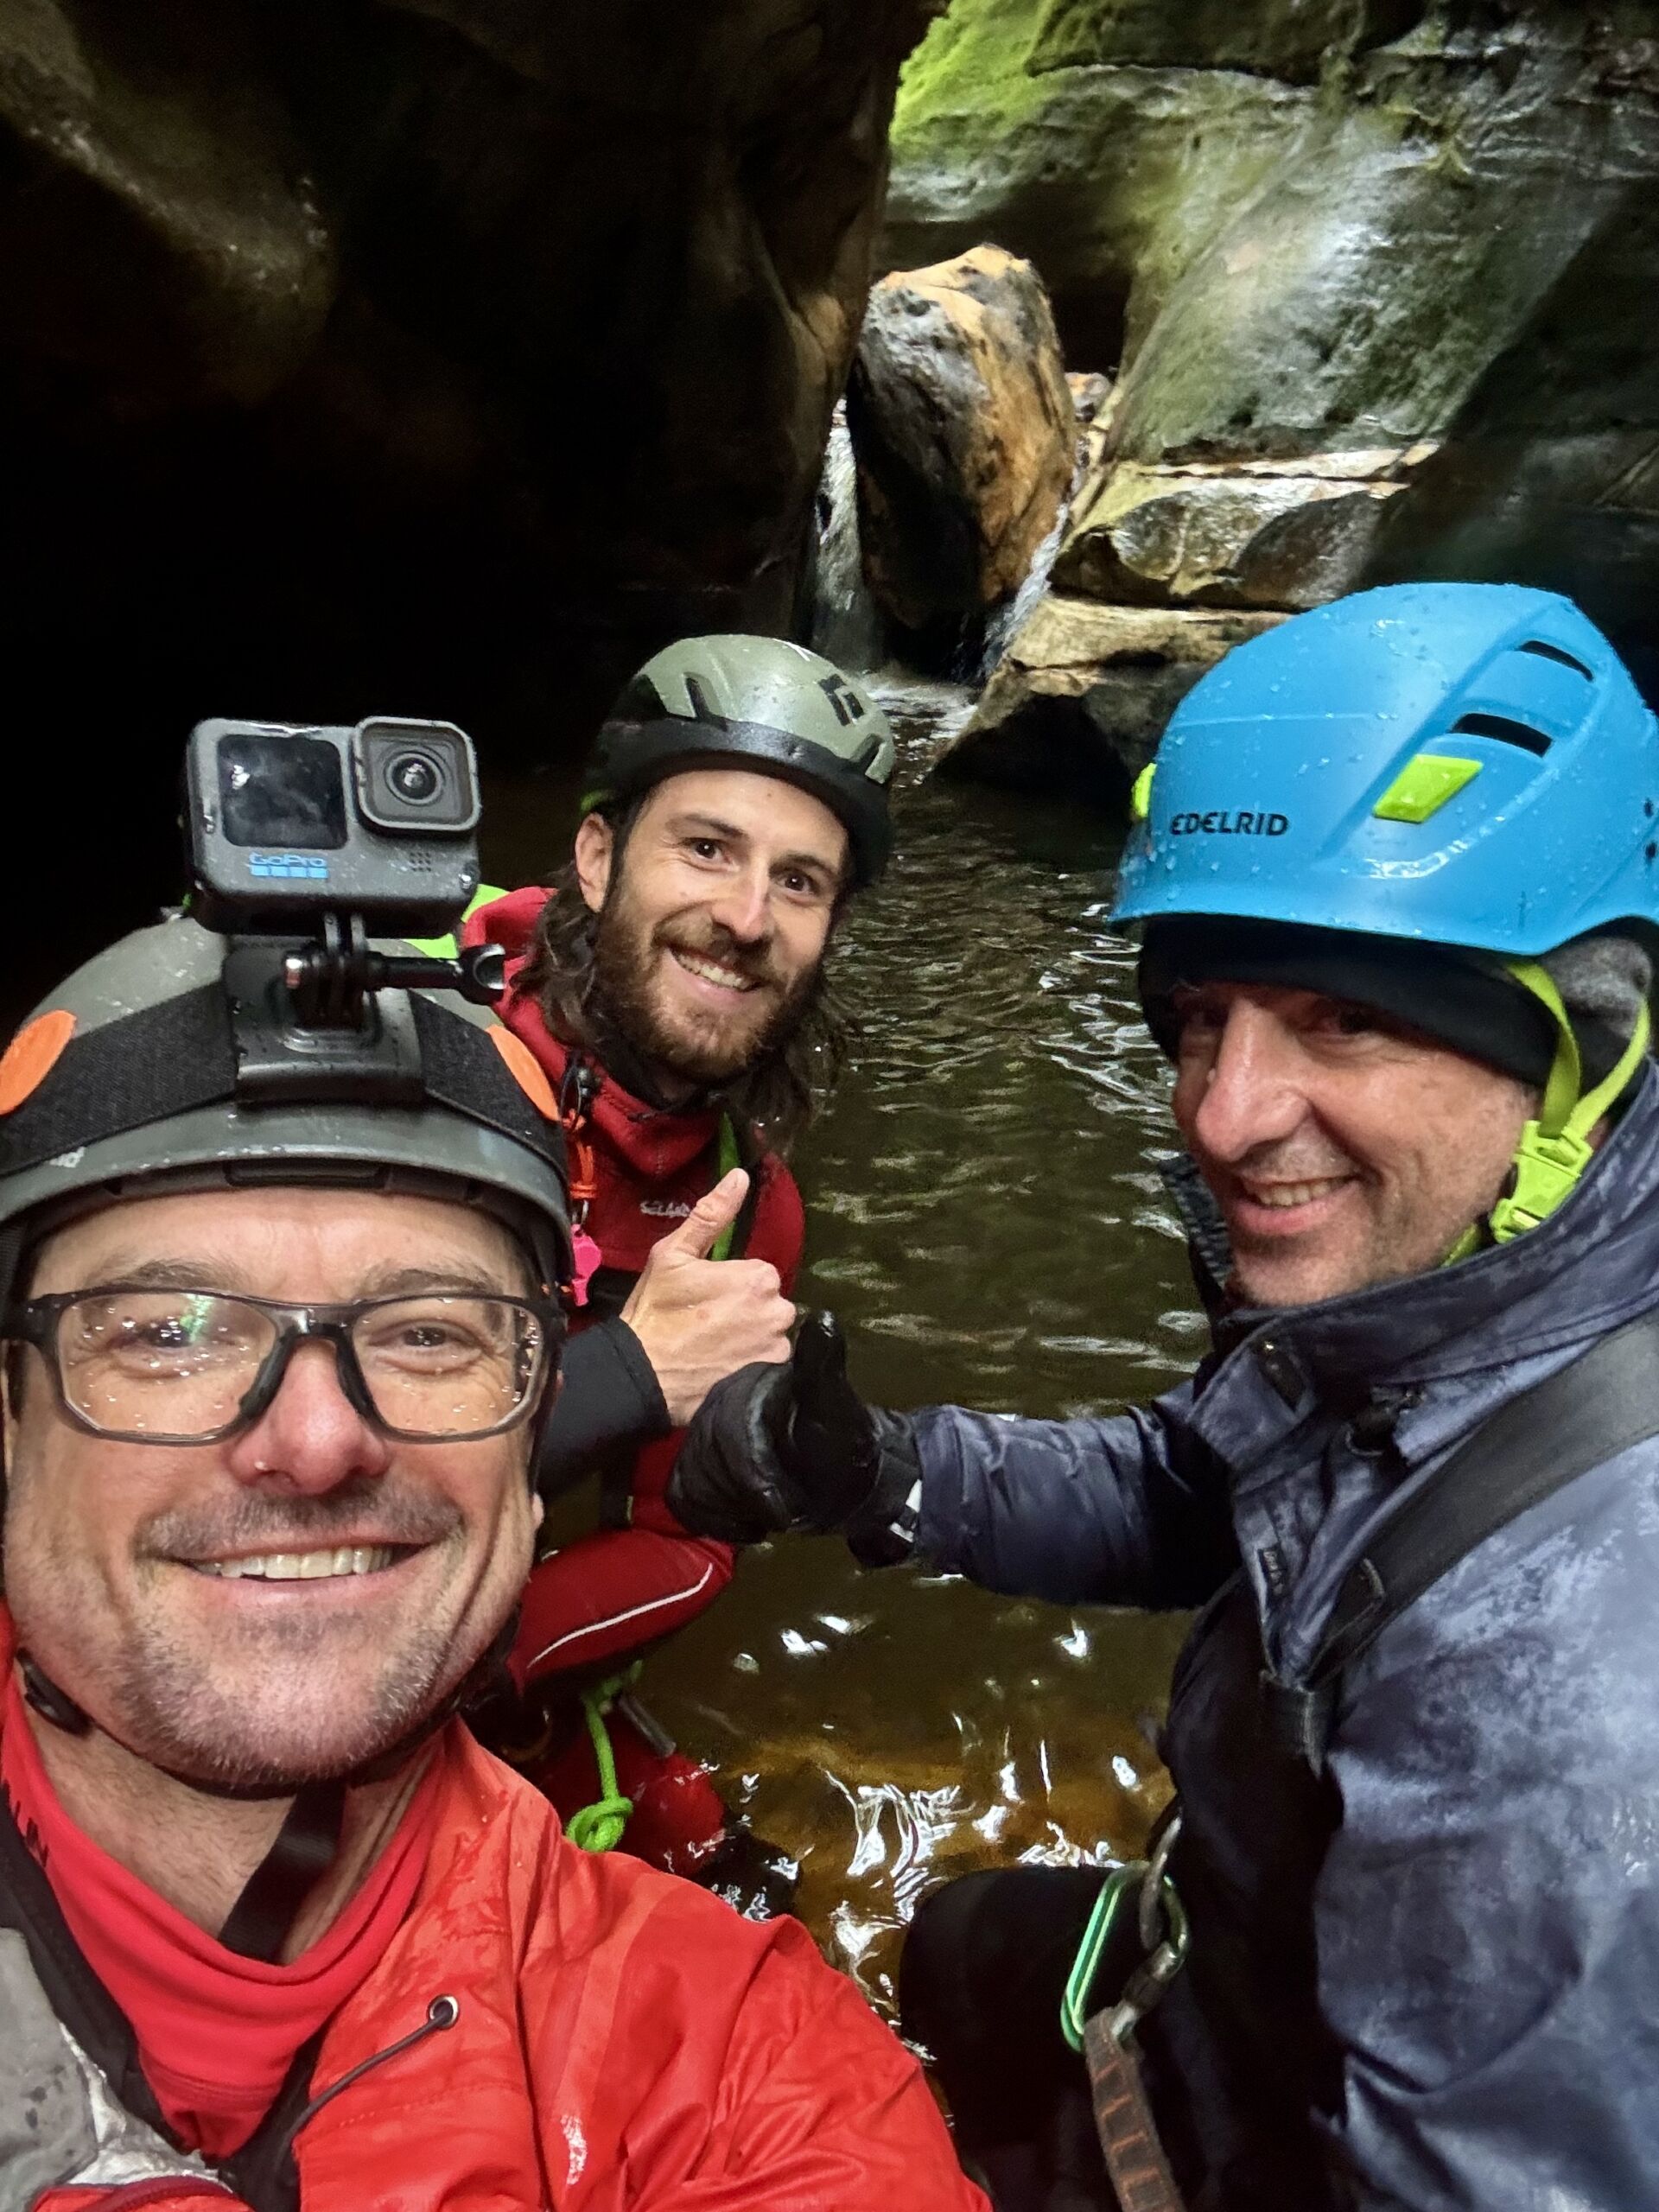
[483,691,1201,2012]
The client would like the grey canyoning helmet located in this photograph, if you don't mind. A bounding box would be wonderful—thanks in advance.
[0,913,573,1317]
[0,910,574,1944]
[582,635,899,887]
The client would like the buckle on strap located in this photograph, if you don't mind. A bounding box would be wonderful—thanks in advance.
[1062,1815,1190,2055]
[1259,1671,1337,1771]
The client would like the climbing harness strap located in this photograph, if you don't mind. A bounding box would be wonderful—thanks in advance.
[1262,1305,1659,1769]
[1081,2025,1188,2212]
[558,1058,603,1306]
[1062,1815,1191,2212]
[565,1662,644,1852]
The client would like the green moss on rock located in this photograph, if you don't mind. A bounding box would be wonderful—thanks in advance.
[1028,0,1425,83]
[890,0,1052,170]
[884,0,1315,367]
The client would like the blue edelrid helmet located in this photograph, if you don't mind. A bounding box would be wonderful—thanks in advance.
[1115,582,1659,1261]
[1111,582,1659,953]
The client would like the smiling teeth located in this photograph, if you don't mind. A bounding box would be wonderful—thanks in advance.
[672,950,753,991]
[1245,1179,1348,1211]
[197,1547,394,1580]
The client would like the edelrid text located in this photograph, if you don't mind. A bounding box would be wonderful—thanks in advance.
[1168,810,1288,838]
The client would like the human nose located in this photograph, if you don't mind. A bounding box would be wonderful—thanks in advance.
[1185,1001,1312,1164]
[223,1340,392,1494]
[706,861,773,944]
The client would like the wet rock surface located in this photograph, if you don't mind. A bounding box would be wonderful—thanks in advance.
[849,244,1074,638]
[895,2,1659,795]
[1055,446,1439,613]
[0,0,938,1005]
[937,594,1286,798]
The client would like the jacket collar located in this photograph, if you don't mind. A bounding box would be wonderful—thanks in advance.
[500,985,729,1180]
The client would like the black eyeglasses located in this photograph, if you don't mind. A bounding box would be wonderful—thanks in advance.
[6,1285,561,1446]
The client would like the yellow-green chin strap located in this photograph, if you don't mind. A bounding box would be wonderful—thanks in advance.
[1445,960,1651,1265]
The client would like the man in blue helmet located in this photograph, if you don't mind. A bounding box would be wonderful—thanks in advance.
[664,582,1659,2212]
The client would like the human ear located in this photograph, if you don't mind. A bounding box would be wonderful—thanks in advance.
[574,815,615,915]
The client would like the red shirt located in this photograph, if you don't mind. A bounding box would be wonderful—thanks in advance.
[1,1672,443,2158]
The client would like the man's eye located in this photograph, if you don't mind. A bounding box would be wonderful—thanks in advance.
[687,838,723,861]
[1172,994,1223,1036]
[1330,1007,1379,1036]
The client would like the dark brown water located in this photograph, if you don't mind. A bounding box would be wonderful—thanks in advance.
[485,689,1199,2013]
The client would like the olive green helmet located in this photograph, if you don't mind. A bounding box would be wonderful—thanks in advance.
[582,635,898,887]
[0,914,572,1297]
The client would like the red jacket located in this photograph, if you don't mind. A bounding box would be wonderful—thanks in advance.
[462,889,805,1689]
[14,1700,985,2211]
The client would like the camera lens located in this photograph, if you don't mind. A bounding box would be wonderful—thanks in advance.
[352,718,479,836]
[388,752,442,804]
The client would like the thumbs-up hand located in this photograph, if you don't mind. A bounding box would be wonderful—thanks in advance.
[667,1313,918,1554]
[620,1168,797,1426]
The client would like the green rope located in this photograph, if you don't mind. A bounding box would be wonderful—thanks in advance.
[565,1662,642,1853]
[709,1113,741,1264]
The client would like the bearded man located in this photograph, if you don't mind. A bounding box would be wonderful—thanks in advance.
[461,635,894,1900]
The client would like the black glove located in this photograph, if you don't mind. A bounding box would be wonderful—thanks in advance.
[666,1313,921,1558]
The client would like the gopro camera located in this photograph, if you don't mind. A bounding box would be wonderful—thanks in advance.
[185,715,482,938]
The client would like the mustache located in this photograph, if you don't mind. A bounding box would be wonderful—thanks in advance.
[141,1478,461,1561]
[1220,1135,1364,1182]
[655,919,783,990]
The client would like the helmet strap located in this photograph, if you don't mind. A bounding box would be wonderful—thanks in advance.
[18,1649,344,1960]
[1444,960,1651,1264]
[19,1651,92,1734]
[216,1780,346,1961]
[13,1607,518,1959]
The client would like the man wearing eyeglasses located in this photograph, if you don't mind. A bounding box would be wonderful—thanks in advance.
[0,913,981,2211]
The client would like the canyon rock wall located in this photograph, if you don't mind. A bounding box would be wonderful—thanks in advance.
[0,0,936,1001]
[893,2,1659,794]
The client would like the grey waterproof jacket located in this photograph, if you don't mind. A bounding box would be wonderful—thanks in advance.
[910,1069,1659,2212]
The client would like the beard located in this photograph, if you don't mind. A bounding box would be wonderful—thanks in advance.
[592,878,826,1089]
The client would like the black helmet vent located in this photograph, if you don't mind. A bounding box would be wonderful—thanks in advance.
[1451,711,1551,758]
[683,673,726,725]
[1519,639,1594,681]
[612,671,670,725]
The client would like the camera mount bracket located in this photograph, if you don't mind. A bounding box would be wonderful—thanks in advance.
[280,913,505,1028]
[224,914,506,1108]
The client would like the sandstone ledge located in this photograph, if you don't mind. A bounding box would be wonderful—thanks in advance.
[935,595,1287,804]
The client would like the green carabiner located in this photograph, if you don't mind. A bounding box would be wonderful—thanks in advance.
[1061,1856,1191,2053]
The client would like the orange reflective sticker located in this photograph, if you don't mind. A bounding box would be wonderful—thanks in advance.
[489,1027,556,1118]
[0,1007,77,1115]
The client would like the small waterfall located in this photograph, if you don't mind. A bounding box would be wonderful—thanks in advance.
[977,498,1067,682]
[809,408,887,675]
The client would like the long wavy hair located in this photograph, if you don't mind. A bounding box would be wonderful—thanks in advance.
[515,811,852,1158]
